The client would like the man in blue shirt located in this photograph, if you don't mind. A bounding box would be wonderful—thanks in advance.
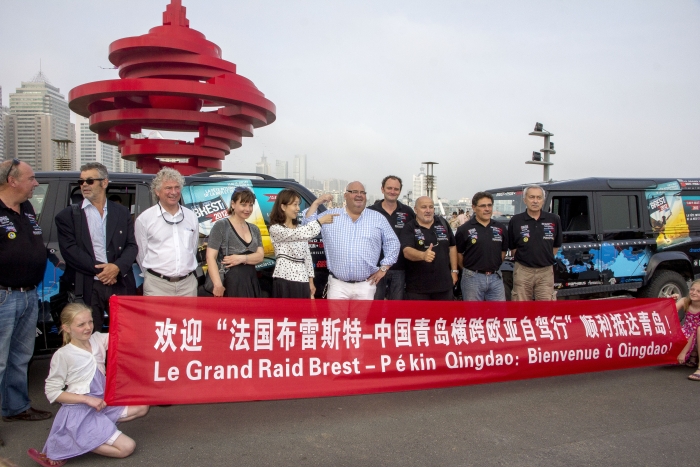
[304,181,399,300]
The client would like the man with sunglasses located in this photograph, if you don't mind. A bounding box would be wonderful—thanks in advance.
[455,191,509,301]
[55,162,138,332]
[135,167,199,296]
[0,159,52,431]
[303,181,399,300]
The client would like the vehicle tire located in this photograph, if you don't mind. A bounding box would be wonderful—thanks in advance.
[638,270,688,299]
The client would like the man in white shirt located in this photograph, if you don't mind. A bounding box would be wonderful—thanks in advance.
[135,167,199,296]
[55,163,138,331]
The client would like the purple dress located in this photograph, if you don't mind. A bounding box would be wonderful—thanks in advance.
[43,368,126,460]
[681,311,700,363]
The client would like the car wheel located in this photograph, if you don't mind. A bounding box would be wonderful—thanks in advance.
[638,270,688,299]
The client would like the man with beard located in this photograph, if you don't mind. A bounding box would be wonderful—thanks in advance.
[400,196,458,301]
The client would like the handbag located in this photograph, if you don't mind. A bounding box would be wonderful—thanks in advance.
[204,222,230,293]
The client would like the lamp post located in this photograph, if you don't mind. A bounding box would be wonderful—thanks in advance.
[525,122,555,182]
[421,161,438,201]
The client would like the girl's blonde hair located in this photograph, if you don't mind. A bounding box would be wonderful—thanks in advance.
[60,303,92,346]
[680,279,700,312]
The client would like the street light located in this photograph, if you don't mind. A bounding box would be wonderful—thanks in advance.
[525,122,555,182]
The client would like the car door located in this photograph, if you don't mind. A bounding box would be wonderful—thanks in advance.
[550,192,602,290]
[594,191,650,287]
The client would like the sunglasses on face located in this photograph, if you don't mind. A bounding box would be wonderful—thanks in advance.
[77,178,105,186]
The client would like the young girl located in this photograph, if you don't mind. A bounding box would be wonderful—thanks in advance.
[269,190,336,298]
[674,279,700,381]
[206,187,265,297]
[27,304,149,466]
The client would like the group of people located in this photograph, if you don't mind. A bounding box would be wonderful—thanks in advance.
[2,159,700,465]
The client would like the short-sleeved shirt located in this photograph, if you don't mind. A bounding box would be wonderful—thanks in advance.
[208,218,262,256]
[367,200,415,270]
[400,217,455,294]
[507,210,563,268]
[0,199,47,287]
[455,217,508,272]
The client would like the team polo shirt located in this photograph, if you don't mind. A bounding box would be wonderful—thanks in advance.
[399,217,455,294]
[368,199,415,270]
[455,217,508,272]
[0,199,47,287]
[507,210,563,268]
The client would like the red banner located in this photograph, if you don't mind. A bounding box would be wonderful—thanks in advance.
[106,297,685,406]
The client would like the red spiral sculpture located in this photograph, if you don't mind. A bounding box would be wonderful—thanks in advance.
[68,0,276,175]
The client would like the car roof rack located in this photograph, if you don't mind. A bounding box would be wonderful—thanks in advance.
[188,172,278,180]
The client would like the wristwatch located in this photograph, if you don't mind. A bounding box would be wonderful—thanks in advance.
[451,270,459,273]
[380,266,388,272]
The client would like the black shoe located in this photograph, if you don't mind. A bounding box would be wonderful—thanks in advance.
[2,407,52,422]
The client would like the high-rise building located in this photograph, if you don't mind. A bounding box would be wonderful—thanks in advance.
[305,176,323,191]
[293,154,307,186]
[6,72,72,170]
[255,155,270,175]
[323,179,348,192]
[275,160,289,179]
[74,114,125,172]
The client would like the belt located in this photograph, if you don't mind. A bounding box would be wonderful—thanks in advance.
[466,269,497,275]
[0,285,36,292]
[329,273,365,284]
[147,269,194,283]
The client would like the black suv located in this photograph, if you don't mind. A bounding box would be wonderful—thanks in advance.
[486,178,700,300]
[31,171,325,354]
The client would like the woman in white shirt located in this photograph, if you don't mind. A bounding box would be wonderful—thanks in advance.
[269,190,336,298]
[28,303,148,466]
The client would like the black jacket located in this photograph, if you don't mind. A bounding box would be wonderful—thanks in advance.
[55,200,138,303]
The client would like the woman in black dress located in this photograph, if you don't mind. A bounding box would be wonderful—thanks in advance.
[205,187,264,297]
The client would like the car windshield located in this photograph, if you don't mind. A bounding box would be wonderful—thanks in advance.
[492,190,526,221]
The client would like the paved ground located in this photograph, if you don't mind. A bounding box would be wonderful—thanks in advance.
[2,357,699,466]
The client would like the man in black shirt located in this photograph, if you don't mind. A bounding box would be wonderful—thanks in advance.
[507,185,563,301]
[0,159,52,436]
[455,192,508,301]
[368,175,415,300]
[400,196,458,301]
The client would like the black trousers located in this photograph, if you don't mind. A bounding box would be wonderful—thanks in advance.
[90,281,114,332]
[405,289,454,301]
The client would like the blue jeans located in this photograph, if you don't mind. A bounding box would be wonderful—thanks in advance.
[0,288,38,417]
[373,270,406,300]
[461,269,506,301]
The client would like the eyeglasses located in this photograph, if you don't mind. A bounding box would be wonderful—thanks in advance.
[347,190,367,196]
[158,203,184,225]
[476,204,493,209]
[77,178,105,186]
[5,158,20,182]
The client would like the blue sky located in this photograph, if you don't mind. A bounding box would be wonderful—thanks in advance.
[1,0,698,199]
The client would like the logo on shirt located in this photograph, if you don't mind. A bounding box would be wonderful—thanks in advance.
[24,213,42,235]
[491,226,503,242]
[434,224,448,242]
[520,225,530,243]
[395,212,409,229]
[542,222,556,240]
[414,228,425,246]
